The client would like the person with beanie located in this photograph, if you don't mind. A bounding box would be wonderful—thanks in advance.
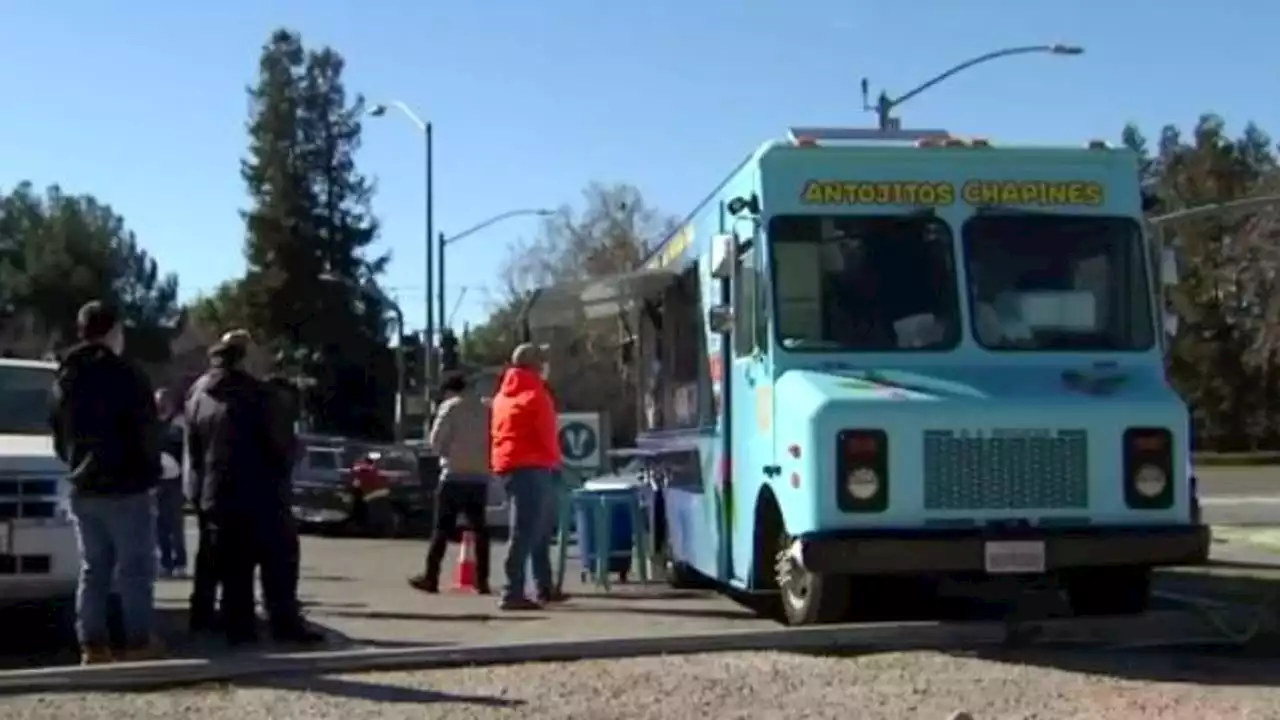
[185,330,321,645]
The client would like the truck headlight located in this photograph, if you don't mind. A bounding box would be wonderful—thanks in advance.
[1133,464,1168,498]
[846,467,881,500]
[836,429,889,512]
[1123,428,1174,509]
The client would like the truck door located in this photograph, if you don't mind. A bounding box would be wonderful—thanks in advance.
[727,243,770,585]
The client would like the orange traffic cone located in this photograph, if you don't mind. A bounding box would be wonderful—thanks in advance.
[452,530,479,593]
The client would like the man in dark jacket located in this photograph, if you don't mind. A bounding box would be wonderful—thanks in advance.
[49,300,164,664]
[185,331,320,645]
[154,388,187,577]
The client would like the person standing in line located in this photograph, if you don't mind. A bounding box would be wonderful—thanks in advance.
[185,331,321,645]
[49,301,164,664]
[409,372,492,594]
[489,344,567,610]
[154,388,188,577]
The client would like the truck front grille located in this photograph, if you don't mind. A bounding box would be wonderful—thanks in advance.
[0,475,60,520]
[922,429,1089,510]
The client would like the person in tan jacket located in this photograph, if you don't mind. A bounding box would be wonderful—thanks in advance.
[409,371,493,594]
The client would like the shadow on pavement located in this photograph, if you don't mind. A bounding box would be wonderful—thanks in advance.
[1156,565,1280,607]
[298,573,354,583]
[0,597,400,672]
[246,674,524,707]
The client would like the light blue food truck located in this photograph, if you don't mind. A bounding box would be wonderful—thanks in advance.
[530,126,1209,626]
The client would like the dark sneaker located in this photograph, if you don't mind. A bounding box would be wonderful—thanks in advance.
[499,596,542,611]
[474,585,492,596]
[271,623,326,645]
[537,589,570,604]
[408,575,439,594]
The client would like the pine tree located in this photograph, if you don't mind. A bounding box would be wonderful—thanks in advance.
[240,28,393,438]
[241,29,313,349]
[296,44,393,436]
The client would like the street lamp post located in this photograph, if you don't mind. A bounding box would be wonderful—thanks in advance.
[367,101,434,389]
[437,208,555,334]
[863,44,1083,130]
[319,273,407,441]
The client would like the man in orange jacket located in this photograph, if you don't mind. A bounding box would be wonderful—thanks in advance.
[489,343,566,610]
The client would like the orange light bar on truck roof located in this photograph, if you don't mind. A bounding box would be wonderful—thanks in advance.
[793,136,818,147]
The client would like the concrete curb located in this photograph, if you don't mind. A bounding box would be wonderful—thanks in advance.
[0,610,1207,695]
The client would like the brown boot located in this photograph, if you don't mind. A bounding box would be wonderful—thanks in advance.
[80,645,114,665]
[118,636,166,662]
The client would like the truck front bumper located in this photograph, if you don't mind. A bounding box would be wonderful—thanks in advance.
[800,524,1210,575]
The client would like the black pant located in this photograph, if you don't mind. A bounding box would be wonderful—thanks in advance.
[424,482,491,589]
[190,507,301,635]
[190,511,220,627]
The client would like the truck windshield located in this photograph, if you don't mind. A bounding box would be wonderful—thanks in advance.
[0,365,54,435]
[963,214,1154,351]
[770,214,961,351]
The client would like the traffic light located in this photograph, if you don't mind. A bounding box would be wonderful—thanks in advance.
[399,332,423,392]
[440,328,460,373]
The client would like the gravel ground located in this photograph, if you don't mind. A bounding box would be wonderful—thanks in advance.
[4,648,1280,720]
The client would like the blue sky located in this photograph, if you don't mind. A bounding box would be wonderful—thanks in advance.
[2,1,1276,333]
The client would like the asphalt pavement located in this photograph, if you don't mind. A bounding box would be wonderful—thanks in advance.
[1197,465,1280,525]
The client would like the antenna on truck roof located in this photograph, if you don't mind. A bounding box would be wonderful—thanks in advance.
[787,126,952,144]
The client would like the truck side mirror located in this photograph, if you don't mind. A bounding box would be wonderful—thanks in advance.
[707,305,734,334]
[1160,248,1179,286]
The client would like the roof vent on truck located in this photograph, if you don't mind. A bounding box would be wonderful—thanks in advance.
[786,126,951,147]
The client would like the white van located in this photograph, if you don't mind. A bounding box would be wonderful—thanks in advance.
[0,358,78,607]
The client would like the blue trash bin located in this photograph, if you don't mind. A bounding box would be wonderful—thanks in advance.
[573,487,637,581]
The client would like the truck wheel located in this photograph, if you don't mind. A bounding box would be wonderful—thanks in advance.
[773,527,850,625]
[1064,567,1151,616]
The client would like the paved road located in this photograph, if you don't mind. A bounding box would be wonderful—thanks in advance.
[1197,466,1280,525]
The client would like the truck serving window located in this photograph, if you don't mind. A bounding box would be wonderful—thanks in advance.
[963,214,1154,351]
[770,214,960,351]
[0,365,55,435]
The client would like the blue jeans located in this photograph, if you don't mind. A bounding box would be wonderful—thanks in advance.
[501,468,555,601]
[69,492,156,647]
[155,480,187,571]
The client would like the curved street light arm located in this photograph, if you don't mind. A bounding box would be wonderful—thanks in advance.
[443,208,555,246]
[385,100,428,133]
[871,44,1081,128]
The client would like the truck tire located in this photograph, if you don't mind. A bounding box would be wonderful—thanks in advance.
[1064,567,1151,616]
[758,503,848,625]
